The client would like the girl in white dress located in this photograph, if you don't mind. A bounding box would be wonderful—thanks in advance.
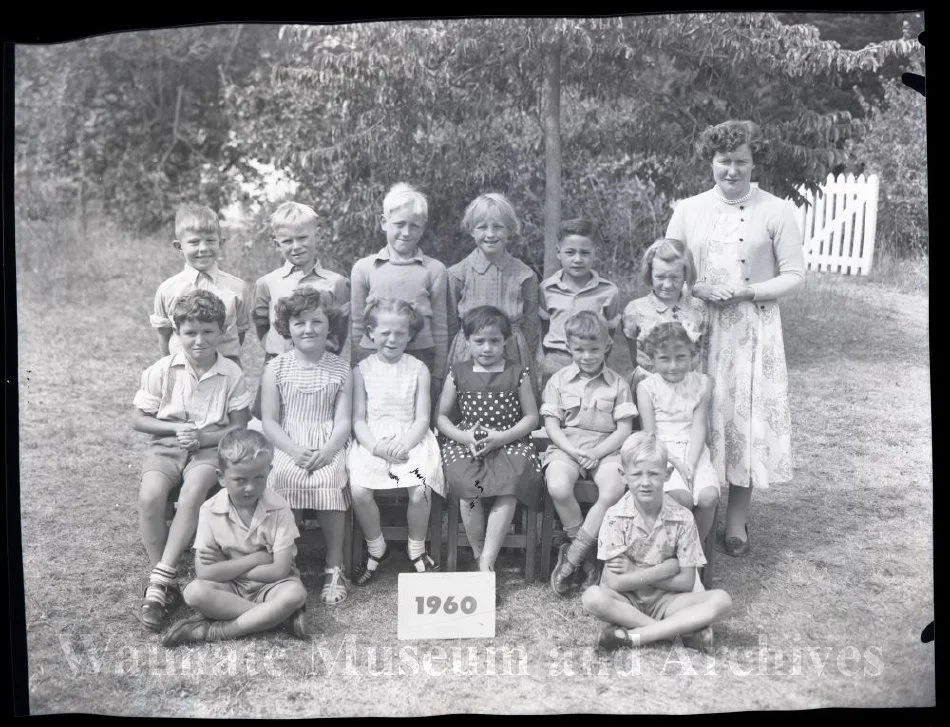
[348,298,445,584]
[636,322,720,542]
[261,289,353,605]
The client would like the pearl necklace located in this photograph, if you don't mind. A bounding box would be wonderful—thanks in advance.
[715,185,755,205]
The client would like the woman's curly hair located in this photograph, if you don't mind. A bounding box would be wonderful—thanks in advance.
[274,288,341,340]
[695,119,767,160]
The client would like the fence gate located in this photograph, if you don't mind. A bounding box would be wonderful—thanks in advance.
[794,173,880,276]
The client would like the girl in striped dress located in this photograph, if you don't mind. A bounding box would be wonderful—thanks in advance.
[348,298,445,585]
[261,288,353,605]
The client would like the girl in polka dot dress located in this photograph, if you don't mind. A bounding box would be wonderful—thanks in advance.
[436,306,543,572]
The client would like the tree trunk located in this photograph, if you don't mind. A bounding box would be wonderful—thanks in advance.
[541,40,562,280]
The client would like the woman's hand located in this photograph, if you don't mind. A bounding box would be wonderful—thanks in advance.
[722,285,755,304]
[693,282,735,303]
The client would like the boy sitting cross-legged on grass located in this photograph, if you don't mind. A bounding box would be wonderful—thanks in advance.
[582,431,731,653]
[134,290,252,631]
[162,429,309,647]
[543,311,638,596]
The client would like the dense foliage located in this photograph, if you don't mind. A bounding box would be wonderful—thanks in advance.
[15,15,924,275]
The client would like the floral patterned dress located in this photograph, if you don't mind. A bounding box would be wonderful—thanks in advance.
[704,209,793,489]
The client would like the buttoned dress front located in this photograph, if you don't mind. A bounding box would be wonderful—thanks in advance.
[667,188,801,489]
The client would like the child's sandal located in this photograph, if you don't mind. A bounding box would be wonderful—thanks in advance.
[320,566,350,605]
[352,546,390,586]
[681,626,714,653]
[135,582,180,632]
[597,625,634,652]
[408,551,440,573]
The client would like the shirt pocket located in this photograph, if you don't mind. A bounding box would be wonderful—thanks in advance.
[560,393,582,421]
[578,395,616,431]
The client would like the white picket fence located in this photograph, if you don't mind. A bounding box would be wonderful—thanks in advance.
[793,173,880,276]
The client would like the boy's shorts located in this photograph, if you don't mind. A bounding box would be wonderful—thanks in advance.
[227,574,304,603]
[142,438,218,484]
[622,587,680,621]
[541,428,622,481]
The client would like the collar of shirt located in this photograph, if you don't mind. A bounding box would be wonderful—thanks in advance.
[280,260,326,279]
[184,262,220,286]
[548,268,602,293]
[563,361,616,386]
[169,351,227,382]
[470,247,514,274]
[209,489,286,535]
[373,246,426,264]
[610,491,690,530]
[648,291,692,314]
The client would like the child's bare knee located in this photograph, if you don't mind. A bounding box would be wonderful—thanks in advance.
[178,472,217,507]
[668,490,692,508]
[408,485,429,505]
[349,485,375,505]
[595,477,625,505]
[139,475,174,510]
[697,488,719,509]
[183,580,208,607]
[712,589,732,614]
[288,581,308,608]
[581,585,607,614]
[546,471,578,502]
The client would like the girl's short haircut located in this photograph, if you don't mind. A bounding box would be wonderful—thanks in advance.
[695,119,766,160]
[460,193,521,236]
[218,429,275,472]
[640,238,697,289]
[641,322,695,358]
[558,217,599,244]
[620,431,669,471]
[462,305,512,340]
[172,290,227,331]
[270,201,319,231]
[383,182,429,220]
[363,297,425,337]
[564,310,610,344]
[175,203,219,239]
[274,288,341,339]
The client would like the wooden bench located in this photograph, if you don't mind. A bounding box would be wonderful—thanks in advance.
[444,492,539,580]
[349,489,444,575]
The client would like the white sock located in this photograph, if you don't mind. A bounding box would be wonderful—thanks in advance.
[407,537,426,560]
[366,534,386,559]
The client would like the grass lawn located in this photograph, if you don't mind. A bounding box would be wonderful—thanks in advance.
[16,219,933,715]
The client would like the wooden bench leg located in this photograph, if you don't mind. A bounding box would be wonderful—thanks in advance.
[350,515,364,577]
[702,502,718,589]
[525,503,538,582]
[343,509,355,577]
[446,492,459,572]
[428,491,443,569]
[540,490,555,579]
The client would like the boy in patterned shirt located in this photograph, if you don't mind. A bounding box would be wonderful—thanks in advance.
[582,431,731,652]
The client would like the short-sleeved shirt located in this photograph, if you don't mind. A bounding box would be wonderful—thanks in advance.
[350,246,449,377]
[194,488,300,572]
[133,352,253,430]
[253,261,350,356]
[538,270,620,353]
[539,363,638,433]
[621,293,708,372]
[151,264,251,359]
[598,491,706,599]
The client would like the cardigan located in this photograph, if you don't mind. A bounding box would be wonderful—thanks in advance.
[666,188,805,301]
